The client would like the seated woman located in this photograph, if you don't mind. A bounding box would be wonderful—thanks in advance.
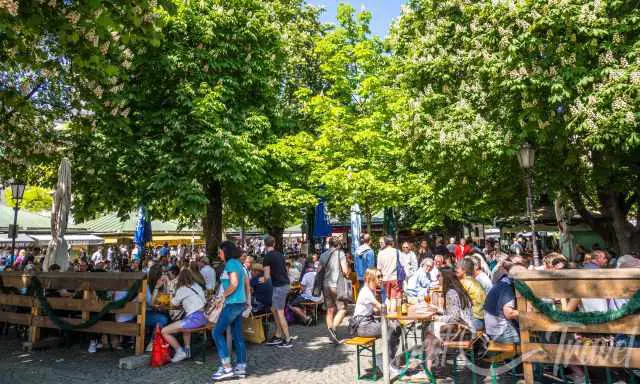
[349,268,403,375]
[405,258,434,298]
[161,268,207,363]
[289,266,322,326]
[424,268,476,371]
[145,264,170,332]
[249,263,272,314]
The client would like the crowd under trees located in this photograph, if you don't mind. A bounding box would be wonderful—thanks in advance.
[1,0,639,256]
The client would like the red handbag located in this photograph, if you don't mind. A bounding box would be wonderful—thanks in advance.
[150,325,171,367]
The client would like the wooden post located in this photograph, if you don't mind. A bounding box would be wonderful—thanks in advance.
[517,292,534,384]
[82,289,91,321]
[381,304,390,384]
[30,277,40,344]
[135,278,147,355]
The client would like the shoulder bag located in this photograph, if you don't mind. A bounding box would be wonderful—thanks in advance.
[336,251,354,304]
[396,250,407,287]
[312,249,335,297]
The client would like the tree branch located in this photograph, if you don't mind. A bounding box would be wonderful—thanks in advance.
[623,191,638,215]
[569,190,599,228]
[3,82,45,121]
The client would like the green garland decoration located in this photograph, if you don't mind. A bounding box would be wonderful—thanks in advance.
[30,276,142,331]
[514,280,640,325]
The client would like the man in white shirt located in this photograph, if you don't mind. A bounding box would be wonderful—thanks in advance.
[197,257,216,291]
[289,268,322,326]
[377,236,401,299]
[91,246,104,265]
[399,242,418,286]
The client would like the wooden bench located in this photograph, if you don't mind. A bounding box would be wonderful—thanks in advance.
[344,336,379,381]
[0,271,147,355]
[189,323,213,362]
[300,301,321,325]
[442,338,478,384]
[512,268,640,384]
[484,341,521,384]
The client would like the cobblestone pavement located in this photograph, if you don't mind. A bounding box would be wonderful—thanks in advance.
[0,323,360,384]
[0,322,517,384]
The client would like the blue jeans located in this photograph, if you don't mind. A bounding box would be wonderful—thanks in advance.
[212,303,246,365]
[490,324,520,344]
[145,310,169,329]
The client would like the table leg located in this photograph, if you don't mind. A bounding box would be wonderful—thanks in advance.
[381,305,390,384]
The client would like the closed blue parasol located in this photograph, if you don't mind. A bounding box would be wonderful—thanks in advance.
[134,205,152,255]
[313,198,332,238]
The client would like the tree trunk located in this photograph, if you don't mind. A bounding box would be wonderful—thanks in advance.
[268,226,285,252]
[570,190,640,255]
[600,191,640,255]
[202,181,223,261]
[364,204,373,235]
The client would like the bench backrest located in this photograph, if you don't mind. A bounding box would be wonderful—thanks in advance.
[511,269,640,383]
[0,271,147,354]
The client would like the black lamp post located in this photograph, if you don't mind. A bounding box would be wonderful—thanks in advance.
[517,143,540,267]
[9,181,26,260]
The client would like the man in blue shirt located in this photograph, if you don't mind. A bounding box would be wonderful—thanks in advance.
[354,234,376,288]
[159,242,170,258]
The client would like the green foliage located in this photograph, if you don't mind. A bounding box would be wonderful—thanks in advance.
[390,0,640,250]
[0,0,163,181]
[4,186,52,212]
[68,0,318,237]
[278,4,404,224]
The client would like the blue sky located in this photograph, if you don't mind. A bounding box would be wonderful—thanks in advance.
[306,0,406,37]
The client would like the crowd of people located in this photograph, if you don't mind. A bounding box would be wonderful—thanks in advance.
[345,235,635,379]
[2,232,634,382]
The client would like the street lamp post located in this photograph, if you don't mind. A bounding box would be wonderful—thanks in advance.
[517,143,540,267]
[9,181,26,261]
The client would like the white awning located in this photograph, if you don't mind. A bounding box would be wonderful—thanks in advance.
[30,234,105,246]
[0,233,35,247]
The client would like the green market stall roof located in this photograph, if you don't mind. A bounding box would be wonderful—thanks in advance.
[0,203,87,233]
[80,213,200,235]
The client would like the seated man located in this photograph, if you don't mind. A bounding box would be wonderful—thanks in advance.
[405,258,434,298]
[250,263,272,314]
[484,263,526,344]
[289,266,322,326]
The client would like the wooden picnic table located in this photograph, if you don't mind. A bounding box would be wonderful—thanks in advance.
[381,304,439,384]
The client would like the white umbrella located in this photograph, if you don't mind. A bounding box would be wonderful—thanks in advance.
[44,158,71,271]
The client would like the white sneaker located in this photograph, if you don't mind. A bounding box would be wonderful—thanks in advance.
[88,341,97,353]
[171,349,187,363]
[211,367,234,380]
[233,364,247,377]
[389,364,402,378]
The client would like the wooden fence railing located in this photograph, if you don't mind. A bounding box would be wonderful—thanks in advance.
[0,271,147,355]
[512,269,640,384]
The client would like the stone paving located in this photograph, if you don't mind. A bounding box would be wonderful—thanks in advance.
[0,323,360,384]
[0,322,517,384]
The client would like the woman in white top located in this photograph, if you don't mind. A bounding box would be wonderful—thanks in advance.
[161,268,206,363]
[349,268,402,370]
